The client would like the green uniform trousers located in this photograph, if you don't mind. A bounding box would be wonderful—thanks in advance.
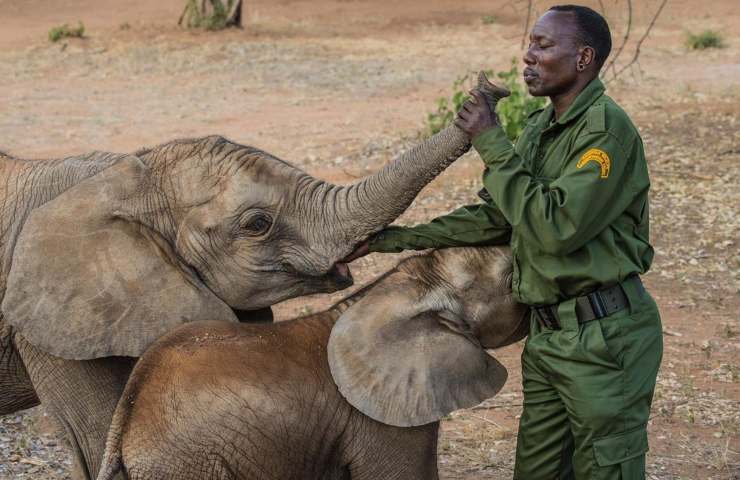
[514,279,663,479]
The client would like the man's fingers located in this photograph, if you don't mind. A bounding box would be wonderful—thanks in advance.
[469,89,486,104]
[342,242,370,263]
[466,90,479,104]
[454,117,468,131]
[470,89,492,113]
[462,96,483,113]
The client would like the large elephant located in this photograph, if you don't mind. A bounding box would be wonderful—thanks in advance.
[97,246,528,480]
[0,74,510,479]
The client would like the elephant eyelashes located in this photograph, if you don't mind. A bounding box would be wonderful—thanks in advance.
[241,214,273,236]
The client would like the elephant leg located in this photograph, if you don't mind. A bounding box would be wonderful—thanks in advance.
[14,334,134,480]
[347,420,440,480]
[0,319,39,415]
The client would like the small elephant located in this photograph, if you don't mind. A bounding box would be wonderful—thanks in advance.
[97,246,528,480]
[0,132,463,478]
[0,72,508,479]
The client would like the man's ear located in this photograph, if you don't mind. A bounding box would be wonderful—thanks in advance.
[578,45,596,71]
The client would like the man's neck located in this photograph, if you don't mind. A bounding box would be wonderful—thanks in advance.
[550,75,596,120]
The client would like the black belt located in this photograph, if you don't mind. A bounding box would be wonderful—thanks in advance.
[533,276,644,330]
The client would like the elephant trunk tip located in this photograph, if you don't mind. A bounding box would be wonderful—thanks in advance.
[477,71,511,111]
[95,452,122,480]
[327,261,354,291]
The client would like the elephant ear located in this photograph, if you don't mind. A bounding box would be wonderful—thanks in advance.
[328,280,507,427]
[2,155,236,360]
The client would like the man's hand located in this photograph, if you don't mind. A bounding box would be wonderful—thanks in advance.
[342,240,370,263]
[455,89,499,139]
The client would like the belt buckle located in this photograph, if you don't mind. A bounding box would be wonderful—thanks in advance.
[535,306,560,330]
[587,290,608,319]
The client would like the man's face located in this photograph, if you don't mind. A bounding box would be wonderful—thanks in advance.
[522,10,583,97]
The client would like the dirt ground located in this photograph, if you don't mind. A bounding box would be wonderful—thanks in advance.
[0,0,738,478]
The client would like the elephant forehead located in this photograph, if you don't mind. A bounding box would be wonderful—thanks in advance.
[217,173,290,210]
[434,246,513,293]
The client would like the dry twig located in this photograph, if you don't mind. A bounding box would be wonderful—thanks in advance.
[604,0,633,78]
[611,0,669,80]
[521,0,534,49]
[597,0,607,15]
[471,403,523,411]
[468,413,506,430]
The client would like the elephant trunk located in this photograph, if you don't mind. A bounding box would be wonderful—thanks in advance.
[327,72,509,251]
[331,123,469,245]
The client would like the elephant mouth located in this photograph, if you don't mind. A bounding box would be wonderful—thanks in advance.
[327,262,353,289]
[274,260,353,292]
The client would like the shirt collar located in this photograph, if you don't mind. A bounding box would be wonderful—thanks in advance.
[534,77,606,134]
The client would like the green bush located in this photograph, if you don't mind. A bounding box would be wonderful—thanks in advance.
[201,1,230,31]
[495,58,547,141]
[48,22,85,42]
[685,30,724,50]
[425,58,546,141]
[426,73,481,137]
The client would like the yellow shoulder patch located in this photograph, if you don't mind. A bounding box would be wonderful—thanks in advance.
[577,148,611,178]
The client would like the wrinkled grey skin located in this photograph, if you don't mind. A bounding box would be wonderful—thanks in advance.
[0,125,469,479]
[1,73,508,480]
[328,247,529,428]
[97,246,527,480]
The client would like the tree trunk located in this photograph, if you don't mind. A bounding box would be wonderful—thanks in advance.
[179,0,242,29]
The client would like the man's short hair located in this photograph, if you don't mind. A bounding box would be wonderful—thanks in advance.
[549,4,612,69]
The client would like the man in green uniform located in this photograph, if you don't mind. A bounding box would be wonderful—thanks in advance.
[345,5,662,479]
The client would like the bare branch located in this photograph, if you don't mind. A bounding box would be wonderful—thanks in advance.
[520,0,533,49]
[612,0,669,79]
[597,0,607,15]
[604,0,632,76]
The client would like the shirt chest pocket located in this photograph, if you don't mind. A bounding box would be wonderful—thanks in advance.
[515,136,536,161]
[538,161,563,180]
[515,123,540,160]
[536,135,571,178]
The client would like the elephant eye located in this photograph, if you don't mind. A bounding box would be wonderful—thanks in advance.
[242,214,272,236]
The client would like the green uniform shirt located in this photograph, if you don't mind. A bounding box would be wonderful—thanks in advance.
[370,78,653,306]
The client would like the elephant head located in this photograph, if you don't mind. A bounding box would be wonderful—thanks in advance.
[328,246,529,427]
[1,72,509,362]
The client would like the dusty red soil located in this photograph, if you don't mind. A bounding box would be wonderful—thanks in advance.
[0,0,738,478]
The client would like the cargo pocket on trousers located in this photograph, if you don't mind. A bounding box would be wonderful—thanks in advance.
[593,425,648,479]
